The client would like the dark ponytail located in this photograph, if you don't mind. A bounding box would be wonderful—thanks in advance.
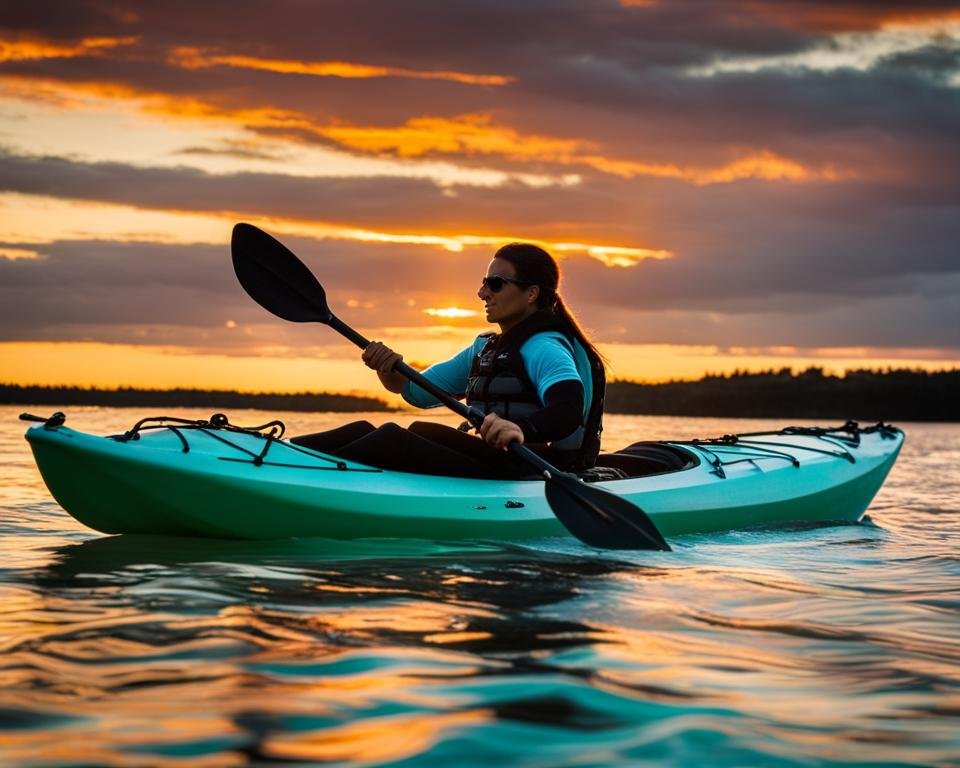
[492,243,606,371]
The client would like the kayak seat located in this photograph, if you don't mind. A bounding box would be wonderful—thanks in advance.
[595,442,698,478]
[578,465,630,482]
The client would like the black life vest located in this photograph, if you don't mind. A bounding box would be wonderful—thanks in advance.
[465,311,605,469]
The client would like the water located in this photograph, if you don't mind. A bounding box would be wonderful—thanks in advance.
[2,405,958,767]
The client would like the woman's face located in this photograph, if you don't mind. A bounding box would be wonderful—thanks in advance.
[478,257,538,330]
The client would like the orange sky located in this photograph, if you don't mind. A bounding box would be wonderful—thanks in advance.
[1,3,958,396]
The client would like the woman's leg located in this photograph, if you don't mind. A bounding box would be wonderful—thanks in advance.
[407,421,527,477]
[332,422,505,478]
[289,420,376,452]
[410,422,584,474]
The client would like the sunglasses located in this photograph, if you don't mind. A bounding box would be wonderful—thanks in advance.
[480,275,533,293]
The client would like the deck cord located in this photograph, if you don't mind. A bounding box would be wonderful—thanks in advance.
[101,413,363,471]
[675,421,900,477]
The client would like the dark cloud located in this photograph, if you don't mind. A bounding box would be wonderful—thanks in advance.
[581,273,960,349]
[0,241,247,333]
[0,0,139,38]
[560,176,960,310]
[0,147,453,226]
[0,236,484,345]
[2,204,957,351]
[876,43,960,84]
[1,147,956,312]
[5,0,950,60]
[4,0,958,159]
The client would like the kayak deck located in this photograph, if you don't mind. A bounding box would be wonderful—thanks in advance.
[23,413,904,542]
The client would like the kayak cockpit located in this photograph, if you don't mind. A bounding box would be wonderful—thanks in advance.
[585,442,700,482]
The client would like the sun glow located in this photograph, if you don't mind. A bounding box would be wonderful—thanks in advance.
[423,307,479,319]
[0,192,670,267]
[0,36,138,62]
[0,75,841,186]
[0,247,41,260]
[169,46,514,86]
[318,113,585,160]
[0,85,569,188]
[315,114,847,184]
[561,149,848,184]
[549,242,672,267]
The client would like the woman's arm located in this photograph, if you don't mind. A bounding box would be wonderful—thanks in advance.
[480,379,583,449]
[400,339,482,407]
[514,379,584,442]
[363,338,482,404]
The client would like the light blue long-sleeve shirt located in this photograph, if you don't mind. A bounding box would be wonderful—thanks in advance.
[401,332,593,419]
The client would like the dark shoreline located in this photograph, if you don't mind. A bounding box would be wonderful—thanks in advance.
[606,368,959,422]
[1,384,391,413]
[4,367,958,421]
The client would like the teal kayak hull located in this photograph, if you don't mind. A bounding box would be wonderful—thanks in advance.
[25,420,903,542]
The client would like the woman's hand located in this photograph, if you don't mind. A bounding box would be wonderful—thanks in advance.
[362,341,402,374]
[362,341,406,393]
[480,413,524,450]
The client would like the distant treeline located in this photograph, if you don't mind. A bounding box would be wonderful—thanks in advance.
[4,368,958,421]
[1,384,390,412]
[605,368,960,422]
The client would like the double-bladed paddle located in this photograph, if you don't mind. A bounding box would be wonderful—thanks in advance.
[231,222,671,551]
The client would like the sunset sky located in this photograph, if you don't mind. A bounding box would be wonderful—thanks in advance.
[1,1,958,398]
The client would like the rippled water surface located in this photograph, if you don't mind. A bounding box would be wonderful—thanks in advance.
[2,406,958,767]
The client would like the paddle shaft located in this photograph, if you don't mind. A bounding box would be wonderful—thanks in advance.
[329,314,563,478]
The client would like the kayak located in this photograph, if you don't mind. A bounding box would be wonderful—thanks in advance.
[23,412,903,543]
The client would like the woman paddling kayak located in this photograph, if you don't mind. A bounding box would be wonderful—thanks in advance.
[291,243,606,478]
[21,223,902,549]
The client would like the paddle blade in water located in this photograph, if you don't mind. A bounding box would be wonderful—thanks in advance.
[231,223,332,323]
[545,473,672,551]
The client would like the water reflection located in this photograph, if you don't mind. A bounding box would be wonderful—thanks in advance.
[5,411,960,766]
[40,535,636,658]
[4,535,673,765]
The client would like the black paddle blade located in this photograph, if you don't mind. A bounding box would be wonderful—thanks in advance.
[231,223,332,323]
[545,473,672,551]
